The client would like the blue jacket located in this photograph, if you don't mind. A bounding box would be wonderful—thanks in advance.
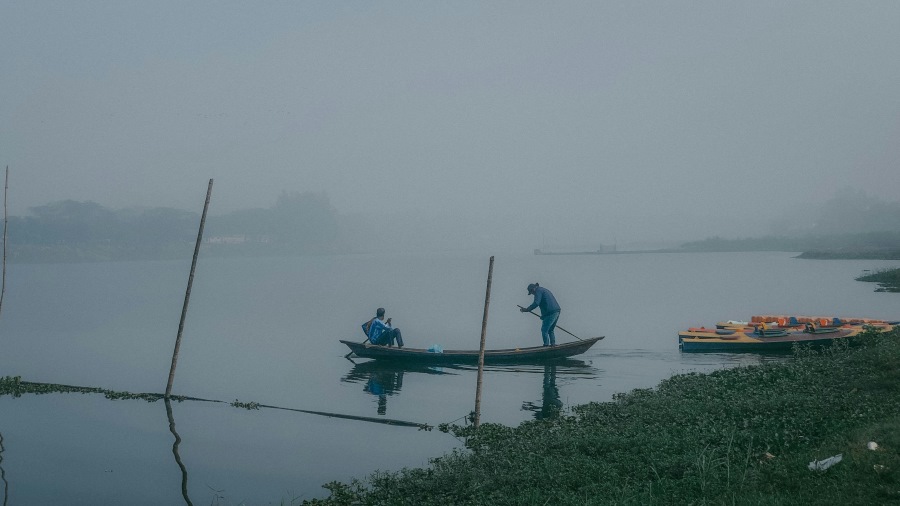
[363,318,392,344]
[524,287,560,317]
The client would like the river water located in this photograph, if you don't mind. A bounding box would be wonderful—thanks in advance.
[1,251,897,504]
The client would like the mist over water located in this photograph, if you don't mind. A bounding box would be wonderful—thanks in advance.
[4,2,900,247]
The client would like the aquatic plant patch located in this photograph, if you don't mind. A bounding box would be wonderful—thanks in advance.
[305,326,900,505]
[0,376,185,402]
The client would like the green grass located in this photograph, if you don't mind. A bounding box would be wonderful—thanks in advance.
[305,327,900,505]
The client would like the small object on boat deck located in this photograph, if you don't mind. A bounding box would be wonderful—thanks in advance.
[808,454,842,471]
[427,345,444,354]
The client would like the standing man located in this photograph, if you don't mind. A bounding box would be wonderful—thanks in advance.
[520,283,561,346]
[362,307,404,348]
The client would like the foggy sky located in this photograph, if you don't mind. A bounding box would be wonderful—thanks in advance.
[3,2,899,247]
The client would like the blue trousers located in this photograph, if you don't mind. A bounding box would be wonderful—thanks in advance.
[376,328,404,347]
[541,311,560,346]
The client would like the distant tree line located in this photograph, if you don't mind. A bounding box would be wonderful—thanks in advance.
[206,191,340,250]
[7,191,342,263]
[678,192,900,258]
[679,232,900,258]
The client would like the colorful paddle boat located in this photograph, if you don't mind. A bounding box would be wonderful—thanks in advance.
[679,315,896,352]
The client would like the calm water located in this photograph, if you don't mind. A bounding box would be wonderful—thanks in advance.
[1,251,898,504]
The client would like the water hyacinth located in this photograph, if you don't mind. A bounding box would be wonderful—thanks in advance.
[305,326,900,505]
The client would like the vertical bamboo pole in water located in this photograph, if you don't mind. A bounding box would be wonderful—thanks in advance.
[166,179,213,398]
[473,255,494,428]
[0,166,7,319]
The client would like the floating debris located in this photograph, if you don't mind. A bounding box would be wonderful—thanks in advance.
[808,454,843,471]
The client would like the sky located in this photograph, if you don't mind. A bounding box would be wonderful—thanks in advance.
[2,1,899,247]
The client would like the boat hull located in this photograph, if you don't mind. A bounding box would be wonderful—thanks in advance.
[341,336,604,364]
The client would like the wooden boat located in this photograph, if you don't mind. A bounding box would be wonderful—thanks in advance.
[340,336,604,364]
[680,315,895,353]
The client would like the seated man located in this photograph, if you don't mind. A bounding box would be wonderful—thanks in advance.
[361,307,404,348]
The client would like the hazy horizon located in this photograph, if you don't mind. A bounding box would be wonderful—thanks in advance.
[3,2,899,246]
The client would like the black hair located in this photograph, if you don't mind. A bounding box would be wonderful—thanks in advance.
[376,307,385,317]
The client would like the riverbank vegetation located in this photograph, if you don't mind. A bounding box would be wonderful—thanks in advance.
[306,326,900,505]
[856,268,900,293]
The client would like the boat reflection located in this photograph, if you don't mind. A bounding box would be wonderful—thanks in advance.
[164,398,194,506]
[467,358,593,375]
[343,358,596,418]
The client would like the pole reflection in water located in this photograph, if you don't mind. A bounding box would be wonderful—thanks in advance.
[522,364,563,420]
[1,431,8,506]
[165,398,193,506]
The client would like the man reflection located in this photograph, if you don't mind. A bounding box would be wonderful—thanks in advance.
[522,364,563,420]
[364,370,404,416]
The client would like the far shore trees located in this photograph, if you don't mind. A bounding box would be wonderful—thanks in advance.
[8,192,342,262]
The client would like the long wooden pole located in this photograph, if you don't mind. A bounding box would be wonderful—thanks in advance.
[473,255,494,428]
[166,179,213,398]
[517,305,582,341]
[0,166,7,320]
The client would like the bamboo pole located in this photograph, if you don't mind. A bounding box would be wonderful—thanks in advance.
[517,305,583,341]
[473,255,494,428]
[0,166,7,320]
[166,179,213,398]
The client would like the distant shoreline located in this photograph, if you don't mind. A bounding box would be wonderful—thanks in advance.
[796,250,900,260]
[535,247,900,260]
[8,243,900,264]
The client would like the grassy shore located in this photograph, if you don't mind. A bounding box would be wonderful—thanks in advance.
[305,327,900,505]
